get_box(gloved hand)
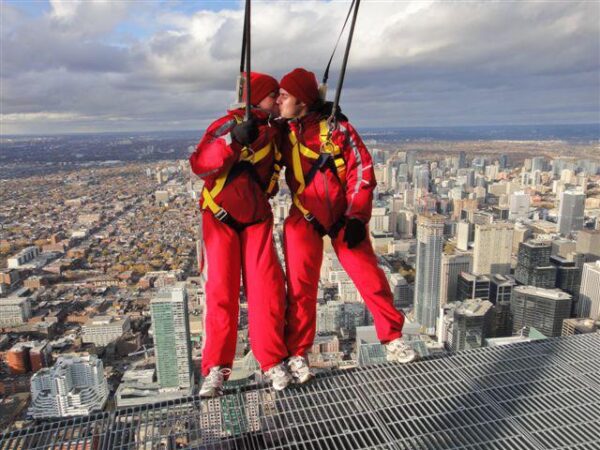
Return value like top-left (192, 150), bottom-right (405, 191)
top-left (343, 218), bottom-right (366, 249)
top-left (230, 118), bottom-right (259, 146)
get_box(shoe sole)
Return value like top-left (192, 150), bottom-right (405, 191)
top-left (294, 373), bottom-right (314, 384)
top-left (199, 391), bottom-right (223, 398)
top-left (386, 354), bottom-right (419, 364)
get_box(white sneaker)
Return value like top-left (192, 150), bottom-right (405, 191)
top-left (264, 363), bottom-right (292, 391)
top-left (287, 356), bottom-right (314, 384)
top-left (200, 366), bottom-right (231, 398)
top-left (386, 338), bottom-right (418, 364)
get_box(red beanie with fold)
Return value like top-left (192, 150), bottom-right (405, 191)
top-left (243, 72), bottom-right (279, 106)
top-left (280, 68), bottom-right (319, 107)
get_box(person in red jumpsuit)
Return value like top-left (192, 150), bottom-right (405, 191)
top-left (190, 72), bottom-right (292, 397)
top-left (277, 68), bottom-right (418, 383)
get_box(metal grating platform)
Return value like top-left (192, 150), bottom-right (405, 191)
top-left (1, 333), bottom-right (599, 449)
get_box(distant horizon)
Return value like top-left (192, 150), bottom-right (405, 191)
top-left (2, 121), bottom-right (599, 139)
top-left (2, 2), bottom-right (598, 134)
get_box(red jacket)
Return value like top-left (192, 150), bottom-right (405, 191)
top-left (282, 112), bottom-right (376, 230)
top-left (189, 109), bottom-right (280, 224)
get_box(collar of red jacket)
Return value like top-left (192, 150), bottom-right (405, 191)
top-left (287, 111), bottom-right (321, 131)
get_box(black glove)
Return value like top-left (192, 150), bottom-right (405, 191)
top-left (230, 118), bottom-right (259, 146)
top-left (343, 218), bottom-right (366, 249)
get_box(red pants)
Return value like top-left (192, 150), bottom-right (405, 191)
top-left (283, 210), bottom-right (405, 357)
top-left (201, 211), bottom-right (288, 376)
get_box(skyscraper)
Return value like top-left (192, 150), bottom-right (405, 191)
top-left (557, 190), bottom-right (585, 236)
top-left (509, 191), bottom-right (530, 221)
top-left (472, 222), bottom-right (514, 275)
top-left (151, 282), bottom-right (193, 391)
top-left (576, 229), bottom-right (600, 261)
top-left (456, 221), bottom-right (471, 251)
top-left (457, 272), bottom-right (491, 301)
top-left (448, 299), bottom-right (494, 352)
top-left (578, 261), bottom-right (600, 320)
top-left (414, 213), bottom-right (445, 335)
top-left (550, 255), bottom-right (582, 298)
top-left (439, 252), bottom-right (472, 305)
top-left (511, 286), bottom-right (572, 337)
top-left (515, 241), bottom-right (557, 288)
top-left (530, 156), bottom-right (546, 173)
top-left (489, 274), bottom-right (516, 337)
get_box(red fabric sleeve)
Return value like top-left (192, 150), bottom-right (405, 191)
top-left (189, 115), bottom-right (240, 179)
top-left (337, 122), bottom-right (376, 223)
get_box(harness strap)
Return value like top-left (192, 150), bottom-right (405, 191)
top-left (201, 115), bottom-right (276, 232)
top-left (289, 120), bottom-right (349, 235)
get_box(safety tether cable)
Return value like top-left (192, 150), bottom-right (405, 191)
top-left (328, 0), bottom-right (361, 132)
top-left (320, 0), bottom-right (356, 99)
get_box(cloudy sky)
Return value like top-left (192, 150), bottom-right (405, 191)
top-left (1, 0), bottom-right (599, 135)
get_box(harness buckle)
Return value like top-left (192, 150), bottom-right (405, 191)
top-left (304, 213), bottom-right (315, 222)
top-left (215, 209), bottom-right (229, 222)
top-left (320, 141), bottom-right (336, 155)
top-left (240, 145), bottom-right (255, 162)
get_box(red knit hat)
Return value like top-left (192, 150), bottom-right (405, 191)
top-left (242, 72), bottom-right (279, 106)
top-left (280, 68), bottom-right (319, 106)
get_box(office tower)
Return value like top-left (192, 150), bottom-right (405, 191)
top-left (509, 191), bottom-right (530, 221)
top-left (512, 222), bottom-right (532, 254)
top-left (557, 190), bottom-right (585, 236)
top-left (458, 151), bottom-right (466, 169)
top-left (551, 239), bottom-right (576, 259)
top-left (414, 214), bottom-right (445, 335)
top-left (515, 241), bottom-right (557, 288)
top-left (576, 229), bottom-right (600, 261)
top-left (550, 255), bottom-right (582, 298)
top-left (439, 253), bottom-right (472, 305)
top-left (448, 299), bottom-right (494, 352)
top-left (511, 286), bottom-right (572, 337)
top-left (531, 156), bottom-right (546, 173)
top-left (29, 355), bottom-right (108, 419)
top-left (456, 221), bottom-right (471, 251)
top-left (577, 261), bottom-right (600, 320)
top-left (489, 274), bottom-right (516, 337)
top-left (499, 154), bottom-right (508, 169)
top-left (390, 273), bottom-right (411, 309)
top-left (395, 209), bottom-right (415, 238)
top-left (414, 165), bottom-right (430, 191)
top-left (457, 273), bottom-right (491, 301)
top-left (406, 151), bottom-right (417, 178)
top-left (151, 282), bottom-right (193, 390)
top-left (472, 222), bottom-right (514, 275)
top-left (370, 207), bottom-right (390, 233)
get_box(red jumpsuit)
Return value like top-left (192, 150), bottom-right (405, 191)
top-left (190, 109), bottom-right (288, 376)
top-left (282, 112), bottom-right (405, 357)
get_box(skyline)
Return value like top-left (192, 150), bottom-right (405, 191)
top-left (1, 0), bottom-right (599, 135)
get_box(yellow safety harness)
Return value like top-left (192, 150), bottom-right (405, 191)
top-left (289, 119), bottom-right (346, 220)
top-left (201, 116), bottom-right (282, 228)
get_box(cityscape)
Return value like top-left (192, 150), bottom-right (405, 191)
top-left (1, 0), bottom-right (599, 448)
top-left (1, 127), bottom-right (599, 447)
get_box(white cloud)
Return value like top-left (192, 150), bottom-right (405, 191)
top-left (48, 0), bottom-right (131, 36)
top-left (1, 0), bottom-right (598, 134)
